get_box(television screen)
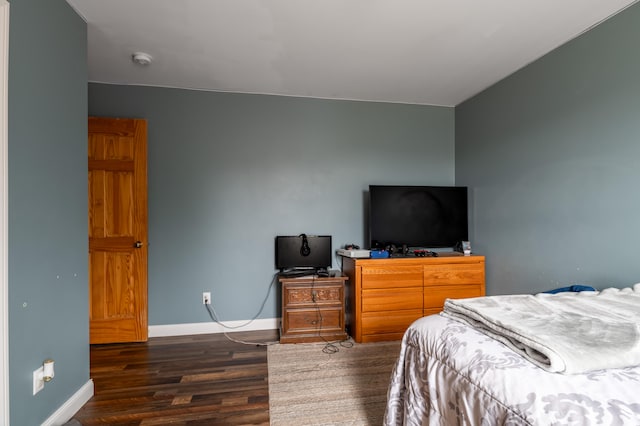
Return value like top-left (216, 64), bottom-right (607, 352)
top-left (275, 235), bottom-right (332, 271)
top-left (368, 185), bottom-right (468, 249)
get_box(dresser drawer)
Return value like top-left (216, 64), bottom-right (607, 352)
top-left (424, 307), bottom-right (442, 316)
top-left (424, 284), bottom-right (484, 308)
top-left (361, 310), bottom-right (423, 337)
top-left (423, 263), bottom-right (484, 286)
top-left (361, 266), bottom-right (423, 289)
top-left (362, 287), bottom-right (423, 312)
top-left (283, 307), bottom-right (343, 334)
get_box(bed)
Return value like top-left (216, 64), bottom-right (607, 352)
top-left (384, 286), bottom-right (640, 425)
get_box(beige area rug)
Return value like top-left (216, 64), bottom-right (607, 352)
top-left (267, 340), bottom-right (402, 425)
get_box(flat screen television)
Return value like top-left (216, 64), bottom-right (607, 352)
top-left (368, 185), bottom-right (468, 249)
top-left (275, 235), bottom-right (332, 272)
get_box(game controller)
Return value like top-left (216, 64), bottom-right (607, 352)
top-left (414, 249), bottom-right (437, 257)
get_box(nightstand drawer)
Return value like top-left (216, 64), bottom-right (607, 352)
top-left (284, 307), bottom-right (343, 334)
top-left (284, 285), bottom-right (342, 306)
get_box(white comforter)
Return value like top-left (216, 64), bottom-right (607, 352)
top-left (442, 284), bottom-right (640, 374)
top-left (384, 314), bottom-right (640, 425)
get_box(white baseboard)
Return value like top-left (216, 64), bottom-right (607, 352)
top-left (148, 317), bottom-right (280, 338)
top-left (41, 379), bottom-right (94, 426)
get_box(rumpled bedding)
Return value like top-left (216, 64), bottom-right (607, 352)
top-left (384, 314), bottom-right (640, 425)
top-left (442, 284), bottom-right (640, 374)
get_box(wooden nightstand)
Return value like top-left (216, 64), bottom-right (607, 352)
top-left (278, 273), bottom-right (348, 343)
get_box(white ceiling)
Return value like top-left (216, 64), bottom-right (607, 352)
top-left (67, 0), bottom-right (638, 107)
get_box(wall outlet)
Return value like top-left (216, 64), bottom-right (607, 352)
top-left (33, 366), bottom-right (44, 395)
top-left (202, 292), bottom-right (211, 305)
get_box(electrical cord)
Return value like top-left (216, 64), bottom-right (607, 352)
top-left (204, 271), bottom-right (354, 351)
top-left (334, 251), bottom-right (343, 272)
top-left (204, 272), bottom-right (280, 346)
top-left (310, 276), bottom-right (354, 354)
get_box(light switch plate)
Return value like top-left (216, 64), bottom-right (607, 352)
top-left (33, 366), bottom-right (44, 395)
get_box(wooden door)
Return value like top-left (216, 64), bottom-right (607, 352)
top-left (88, 117), bottom-right (148, 344)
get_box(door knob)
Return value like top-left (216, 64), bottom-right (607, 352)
top-left (134, 241), bottom-right (143, 248)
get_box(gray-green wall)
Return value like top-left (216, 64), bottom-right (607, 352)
top-left (9, 1), bottom-right (640, 422)
top-left (8, 0), bottom-right (88, 424)
top-left (456, 3), bottom-right (640, 295)
top-left (88, 85), bottom-right (455, 324)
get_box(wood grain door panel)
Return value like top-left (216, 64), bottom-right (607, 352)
top-left (89, 117), bottom-right (147, 344)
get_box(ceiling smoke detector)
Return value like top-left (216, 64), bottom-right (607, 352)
top-left (132, 52), bottom-right (152, 66)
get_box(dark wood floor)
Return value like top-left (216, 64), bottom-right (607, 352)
top-left (72, 329), bottom-right (279, 426)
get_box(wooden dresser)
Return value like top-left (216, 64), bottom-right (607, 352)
top-left (278, 273), bottom-right (348, 343)
top-left (342, 254), bottom-right (485, 343)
